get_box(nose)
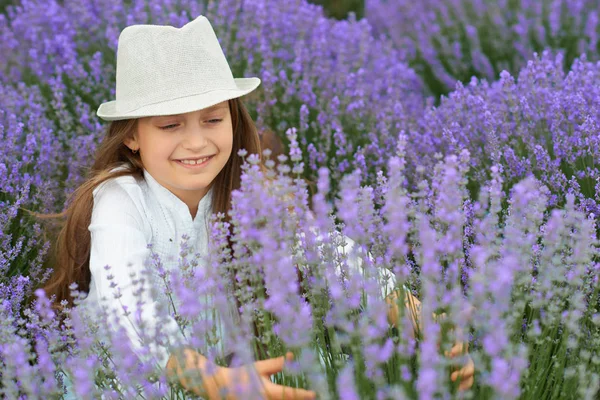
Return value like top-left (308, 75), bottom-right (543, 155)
top-left (181, 122), bottom-right (209, 150)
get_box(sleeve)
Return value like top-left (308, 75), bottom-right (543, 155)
top-left (300, 212), bottom-right (400, 298)
top-left (337, 235), bottom-right (399, 299)
top-left (87, 180), bottom-right (185, 369)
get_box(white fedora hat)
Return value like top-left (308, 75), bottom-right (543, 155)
top-left (97, 15), bottom-right (261, 121)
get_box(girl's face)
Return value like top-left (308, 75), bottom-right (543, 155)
top-left (126, 101), bottom-right (233, 213)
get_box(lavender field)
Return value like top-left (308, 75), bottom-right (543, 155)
top-left (1, 0), bottom-right (600, 399)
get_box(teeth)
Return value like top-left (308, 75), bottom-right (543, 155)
top-left (180, 156), bottom-right (209, 165)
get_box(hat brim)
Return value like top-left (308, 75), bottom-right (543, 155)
top-left (96, 77), bottom-right (261, 121)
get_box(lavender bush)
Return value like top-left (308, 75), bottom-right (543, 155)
top-left (0, 0), bottom-right (425, 316)
top-left (1, 0), bottom-right (600, 398)
top-left (366, 0), bottom-right (600, 97)
top-left (215, 1), bottom-right (424, 184)
top-left (0, 80), bottom-right (58, 287)
top-left (1, 0), bottom-right (425, 196)
top-left (2, 142), bottom-right (599, 398)
top-left (405, 51), bottom-right (600, 219)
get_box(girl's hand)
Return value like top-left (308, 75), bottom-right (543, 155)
top-left (169, 349), bottom-right (316, 400)
top-left (386, 290), bottom-right (476, 391)
top-left (218, 352), bottom-right (316, 400)
top-left (445, 341), bottom-right (475, 391)
top-left (435, 312), bottom-right (475, 391)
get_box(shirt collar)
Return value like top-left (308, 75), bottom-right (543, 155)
top-left (143, 168), bottom-right (213, 225)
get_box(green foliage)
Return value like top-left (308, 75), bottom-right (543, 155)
top-left (309, 0), bottom-right (364, 20)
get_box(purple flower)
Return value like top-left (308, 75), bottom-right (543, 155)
top-left (337, 363), bottom-right (360, 400)
top-left (366, 0), bottom-right (600, 97)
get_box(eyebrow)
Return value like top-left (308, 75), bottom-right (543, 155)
top-left (152, 104), bottom-right (228, 120)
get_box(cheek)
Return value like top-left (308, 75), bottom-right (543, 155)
top-left (218, 126), bottom-right (234, 156)
top-left (141, 136), bottom-right (176, 161)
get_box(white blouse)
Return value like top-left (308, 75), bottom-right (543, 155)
top-left (81, 163), bottom-right (398, 373)
top-left (83, 163), bottom-right (217, 369)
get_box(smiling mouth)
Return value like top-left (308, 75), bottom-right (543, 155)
top-left (175, 155), bottom-right (214, 165)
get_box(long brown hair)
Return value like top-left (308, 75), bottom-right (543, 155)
top-left (33, 98), bottom-right (261, 309)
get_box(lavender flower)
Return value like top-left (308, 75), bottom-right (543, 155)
top-left (406, 52), bottom-right (600, 219)
top-left (2, 0), bottom-right (600, 398)
top-left (366, 0), bottom-right (600, 96)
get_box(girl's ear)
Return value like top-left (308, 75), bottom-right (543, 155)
top-left (123, 133), bottom-right (139, 152)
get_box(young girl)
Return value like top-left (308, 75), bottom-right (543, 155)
top-left (41, 14), bottom-right (473, 399)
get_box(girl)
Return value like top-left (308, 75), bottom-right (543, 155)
top-left (41, 15), bottom-right (316, 399)
top-left (40, 14), bottom-right (473, 399)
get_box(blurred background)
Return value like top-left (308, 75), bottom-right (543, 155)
top-left (309, 0), bottom-right (364, 19)
top-left (0, 0), bottom-right (365, 20)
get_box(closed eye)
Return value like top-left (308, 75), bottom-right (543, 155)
top-left (159, 119), bottom-right (222, 130)
top-left (159, 124), bottom-right (179, 130)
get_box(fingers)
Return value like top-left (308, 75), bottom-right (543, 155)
top-left (445, 342), bottom-right (467, 358)
top-left (433, 312), bottom-right (447, 323)
top-left (457, 375), bottom-right (474, 391)
top-left (450, 358), bottom-right (475, 391)
top-left (253, 354), bottom-right (316, 399)
top-left (450, 362), bottom-right (474, 381)
top-left (254, 352), bottom-right (294, 377)
top-left (447, 341), bottom-right (474, 391)
top-left (265, 380), bottom-right (316, 400)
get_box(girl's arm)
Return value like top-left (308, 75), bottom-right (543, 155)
top-left (385, 289), bottom-right (475, 391)
top-left (326, 234), bottom-right (474, 390)
top-left (88, 179), bottom-right (185, 368)
top-left (166, 349), bottom-right (316, 399)
top-left (385, 287), bottom-right (422, 335)
top-left (166, 350), bottom-right (218, 398)
top-left (92, 181), bottom-right (315, 398)
top-left (385, 288), bottom-right (455, 335)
